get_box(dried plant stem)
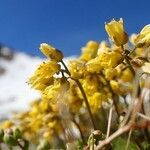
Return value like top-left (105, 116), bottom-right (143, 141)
top-left (130, 93), bottom-right (145, 124)
top-left (92, 133), bottom-right (94, 150)
top-left (96, 123), bottom-right (132, 150)
top-left (125, 128), bottom-right (133, 150)
top-left (17, 141), bottom-right (24, 150)
top-left (137, 113), bottom-right (150, 121)
top-left (121, 45), bottom-right (135, 75)
top-left (96, 89), bottom-right (147, 149)
top-left (96, 121), bottom-right (150, 150)
top-left (121, 74), bottom-right (141, 127)
top-left (141, 101), bottom-right (150, 141)
top-left (129, 47), bottom-right (137, 56)
top-left (106, 106), bottom-right (113, 138)
top-left (120, 99), bottom-right (134, 127)
top-left (124, 56), bottom-right (135, 75)
top-left (61, 60), bottom-right (96, 130)
top-left (60, 60), bottom-right (71, 76)
top-left (74, 79), bottom-right (96, 130)
top-left (112, 95), bottom-right (120, 121)
top-left (100, 72), bottom-right (120, 119)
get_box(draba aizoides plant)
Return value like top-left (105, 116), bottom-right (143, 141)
top-left (0, 18), bottom-right (150, 149)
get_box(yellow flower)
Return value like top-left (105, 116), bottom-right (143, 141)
top-left (86, 57), bottom-right (103, 73)
top-left (40, 43), bottom-right (63, 62)
top-left (86, 40), bottom-right (99, 49)
top-left (88, 92), bottom-right (108, 113)
top-left (29, 104), bottom-right (39, 116)
top-left (43, 131), bottom-right (53, 140)
top-left (97, 41), bottom-right (110, 55)
top-left (29, 61), bottom-right (60, 91)
top-left (104, 68), bottom-right (118, 80)
top-left (86, 50), bottom-right (122, 73)
top-left (48, 120), bottom-right (57, 128)
top-left (42, 78), bottom-right (69, 102)
top-left (0, 120), bottom-right (14, 129)
top-left (67, 95), bottom-right (83, 113)
top-left (80, 41), bottom-right (99, 61)
top-left (120, 68), bottom-right (134, 82)
top-left (105, 18), bottom-right (128, 46)
top-left (129, 34), bottom-right (138, 45)
top-left (69, 60), bottom-right (87, 79)
top-left (39, 100), bottom-right (50, 112)
top-left (82, 75), bottom-right (99, 95)
top-left (110, 80), bottom-right (119, 93)
top-left (42, 79), bottom-right (62, 102)
top-left (110, 80), bottom-right (133, 95)
top-left (135, 24), bottom-right (150, 48)
top-left (98, 50), bottom-right (122, 68)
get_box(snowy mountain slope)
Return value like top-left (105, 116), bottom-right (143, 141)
top-left (0, 51), bottom-right (42, 120)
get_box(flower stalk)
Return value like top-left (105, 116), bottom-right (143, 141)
top-left (60, 60), bottom-right (96, 130)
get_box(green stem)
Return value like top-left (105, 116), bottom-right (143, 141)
top-left (92, 133), bottom-right (94, 150)
top-left (60, 60), bottom-right (70, 75)
top-left (121, 45), bottom-right (135, 75)
top-left (9, 146), bottom-right (12, 150)
top-left (141, 102), bottom-right (150, 141)
top-left (112, 95), bottom-right (120, 120)
top-left (17, 141), bottom-right (24, 150)
top-left (72, 118), bottom-right (86, 144)
top-left (74, 79), bottom-right (96, 130)
top-left (60, 60), bottom-right (96, 130)
top-left (100, 73), bottom-right (120, 120)
top-left (129, 46), bottom-right (137, 56)
top-left (124, 56), bottom-right (135, 75)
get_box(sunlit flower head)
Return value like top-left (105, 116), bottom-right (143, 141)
top-left (28, 61), bottom-right (60, 90)
top-left (135, 24), bottom-right (150, 48)
top-left (80, 40), bottom-right (99, 61)
top-left (105, 18), bottom-right (128, 46)
top-left (40, 43), bottom-right (63, 62)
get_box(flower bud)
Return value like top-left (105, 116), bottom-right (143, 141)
top-left (80, 41), bottom-right (99, 61)
top-left (105, 18), bottom-right (128, 46)
top-left (87, 40), bottom-right (99, 49)
top-left (86, 57), bottom-right (102, 73)
top-left (3, 134), bottom-right (18, 146)
top-left (40, 43), bottom-right (63, 62)
top-left (13, 128), bottom-right (22, 139)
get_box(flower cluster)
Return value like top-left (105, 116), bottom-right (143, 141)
top-left (0, 18), bottom-right (150, 149)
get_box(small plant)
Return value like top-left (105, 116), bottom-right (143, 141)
top-left (0, 128), bottom-right (29, 149)
top-left (0, 18), bottom-right (150, 149)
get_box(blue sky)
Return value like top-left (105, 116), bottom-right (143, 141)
top-left (0, 0), bottom-right (149, 57)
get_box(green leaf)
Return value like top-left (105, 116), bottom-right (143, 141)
top-left (0, 129), bottom-right (4, 141)
top-left (24, 140), bottom-right (29, 150)
top-left (141, 141), bottom-right (150, 150)
top-left (3, 134), bottom-right (18, 146)
top-left (13, 128), bottom-right (22, 139)
top-left (112, 137), bottom-right (139, 150)
top-left (77, 139), bottom-right (84, 150)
